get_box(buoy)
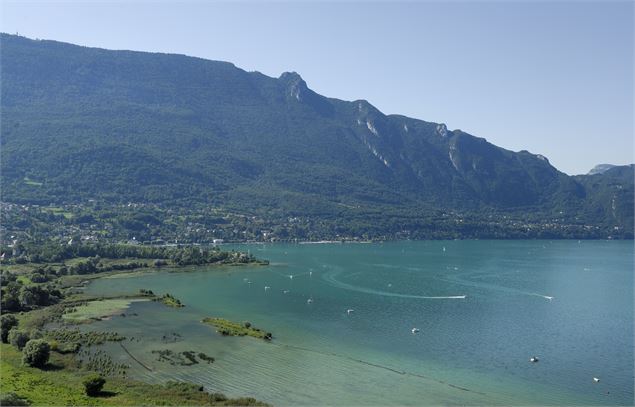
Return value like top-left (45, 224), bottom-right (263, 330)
top-left (307, 298), bottom-right (313, 304)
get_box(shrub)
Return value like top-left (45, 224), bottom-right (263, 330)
top-left (0, 392), bottom-right (30, 406)
top-left (8, 329), bottom-right (30, 350)
top-left (83, 374), bottom-right (106, 396)
top-left (28, 329), bottom-right (44, 339)
top-left (243, 321), bottom-right (251, 328)
top-left (0, 314), bottom-right (18, 343)
top-left (22, 339), bottom-right (50, 368)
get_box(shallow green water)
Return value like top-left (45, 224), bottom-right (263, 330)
top-left (86, 240), bottom-right (634, 405)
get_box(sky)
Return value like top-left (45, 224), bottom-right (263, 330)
top-left (1, 0), bottom-right (633, 175)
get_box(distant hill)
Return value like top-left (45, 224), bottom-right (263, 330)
top-left (1, 34), bottom-right (632, 239)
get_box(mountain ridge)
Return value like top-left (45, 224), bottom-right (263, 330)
top-left (1, 33), bottom-right (632, 239)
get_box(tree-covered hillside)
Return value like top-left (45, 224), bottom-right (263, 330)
top-left (1, 34), bottom-right (632, 239)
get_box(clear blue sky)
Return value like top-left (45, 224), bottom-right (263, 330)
top-left (2, 1), bottom-right (633, 174)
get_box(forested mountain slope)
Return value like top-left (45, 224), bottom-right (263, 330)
top-left (1, 34), bottom-right (632, 239)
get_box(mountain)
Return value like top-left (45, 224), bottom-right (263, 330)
top-left (1, 34), bottom-right (632, 239)
top-left (587, 164), bottom-right (617, 175)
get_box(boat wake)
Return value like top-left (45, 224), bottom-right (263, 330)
top-left (440, 273), bottom-right (553, 301)
top-left (322, 270), bottom-right (466, 300)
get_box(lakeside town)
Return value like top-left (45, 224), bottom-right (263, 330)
top-left (1, 200), bottom-right (627, 254)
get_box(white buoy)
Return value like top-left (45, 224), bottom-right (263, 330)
top-left (443, 247), bottom-right (446, 252)
top-left (387, 283), bottom-right (392, 288)
top-left (289, 275), bottom-right (293, 279)
top-left (283, 290), bottom-right (289, 294)
top-left (307, 298), bottom-right (313, 304)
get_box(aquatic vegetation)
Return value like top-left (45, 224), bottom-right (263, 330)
top-left (151, 349), bottom-right (214, 366)
top-left (46, 328), bottom-right (125, 347)
top-left (201, 318), bottom-right (272, 341)
top-left (78, 349), bottom-right (129, 377)
top-left (153, 293), bottom-right (185, 308)
top-left (160, 332), bottom-right (182, 343)
top-left (197, 352), bottom-right (215, 364)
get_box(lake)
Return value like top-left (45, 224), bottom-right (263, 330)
top-left (85, 240), bottom-right (634, 405)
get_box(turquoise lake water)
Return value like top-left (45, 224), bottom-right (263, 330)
top-left (85, 240), bottom-right (634, 405)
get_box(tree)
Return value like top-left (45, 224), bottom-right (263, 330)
top-left (8, 329), bottom-right (30, 350)
top-left (83, 374), bottom-right (106, 396)
top-left (0, 314), bottom-right (18, 343)
top-left (1, 282), bottom-right (22, 311)
top-left (22, 339), bottom-right (50, 368)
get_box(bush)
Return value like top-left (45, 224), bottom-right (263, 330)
top-left (83, 374), bottom-right (106, 396)
top-left (22, 339), bottom-right (50, 368)
top-left (0, 314), bottom-right (18, 343)
top-left (0, 392), bottom-right (30, 406)
top-left (8, 329), bottom-right (30, 350)
top-left (28, 329), bottom-right (44, 340)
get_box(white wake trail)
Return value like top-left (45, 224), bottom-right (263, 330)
top-left (322, 271), bottom-right (466, 300)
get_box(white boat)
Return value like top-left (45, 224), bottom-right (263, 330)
top-left (530, 356), bottom-right (539, 363)
top-left (264, 286), bottom-right (270, 291)
top-left (347, 309), bottom-right (354, 314)
top-left (411, 328), bottom-right (420, 334)
top-left (307, 298), bottom-right (313, 304)
top-left (593, 377), bottom-right (600, 383)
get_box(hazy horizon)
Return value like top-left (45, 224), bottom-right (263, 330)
top-left (2, 1), bottom-right (633, 174)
